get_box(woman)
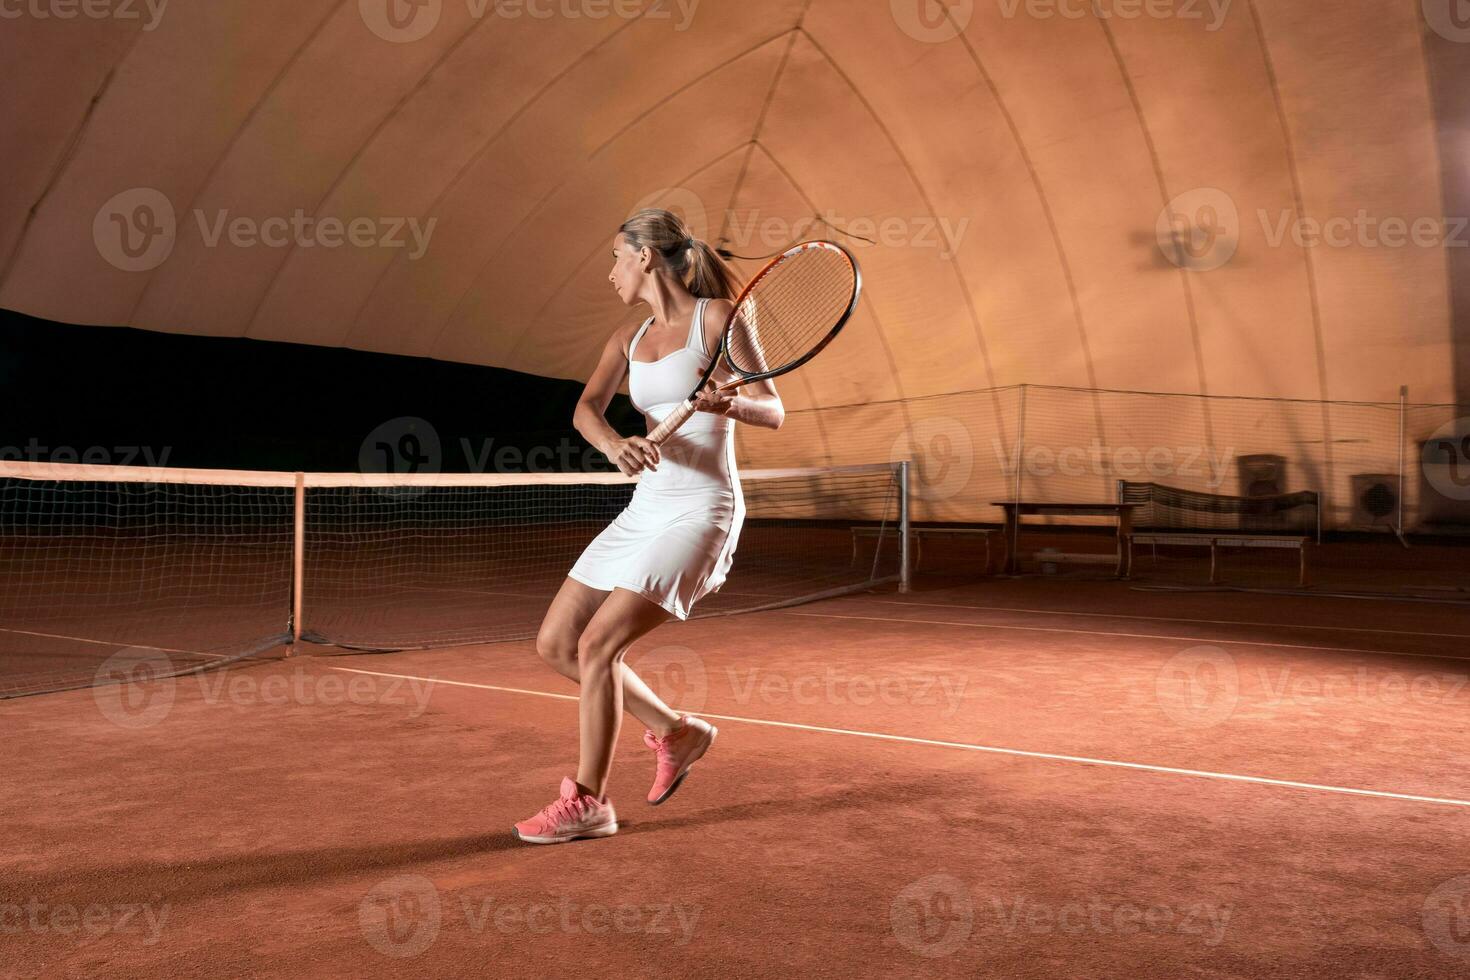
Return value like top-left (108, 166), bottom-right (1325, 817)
top-left (513, 209), bottom-right (784, 844)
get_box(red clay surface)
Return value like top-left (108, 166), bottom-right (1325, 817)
top-left (5, 578), bottom-right (1470, 978)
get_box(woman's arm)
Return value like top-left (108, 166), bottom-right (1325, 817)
top-left (693, 382), bottom-right (784, 429)
top-left (693, 299), bottom-right (785, 431)
top-left (575, 327), bottom-right (661, 475)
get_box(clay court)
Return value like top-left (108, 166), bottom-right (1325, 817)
top-left (7, 567), bottom-right (1470, 977)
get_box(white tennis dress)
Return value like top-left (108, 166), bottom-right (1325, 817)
top-left (567, 297), bottom-right (745, 619)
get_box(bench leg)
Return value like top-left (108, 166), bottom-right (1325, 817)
top-left (1299, 544), bottom-right (1309, 588)
top-left (1005, 512), bottom-right (1020, 575)
top-left (1209, 542), bottom-right (1220, 585)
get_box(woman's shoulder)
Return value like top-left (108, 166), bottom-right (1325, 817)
top-left (611, 318), bottom-right (651, 359)
top-left (700, 297), bottom-right (734, 347)
top-left (702, 296), bottom-right (735, 319)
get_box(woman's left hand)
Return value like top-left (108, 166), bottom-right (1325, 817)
top-left (693, 386), bottom-right (738, 417)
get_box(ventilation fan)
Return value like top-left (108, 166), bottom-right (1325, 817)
top-left (1349, 474), bottom-right (1398, 530)
top-left (1237, 454), bottom-right (1287, 497)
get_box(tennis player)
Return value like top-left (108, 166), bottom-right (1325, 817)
top-left (513, 209), bottom-right (784, 844)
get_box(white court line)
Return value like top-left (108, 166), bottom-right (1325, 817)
top-left (396, 585), bottom-right (544, 599)
top-left (866, 598), bottom-right (1470, 641)
top-left (0, 626), bottom-right (229, 659)
top-left (327, 665), bottom-right (1470, 809)
top-left (782, 611), bottom-right (1468, 662)
top-left (393, 584), bottom-right (786, 601)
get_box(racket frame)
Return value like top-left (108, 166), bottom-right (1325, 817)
top-left (646, 240), bottom-right (862, 445)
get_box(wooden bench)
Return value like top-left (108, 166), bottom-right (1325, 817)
top-left (994, 501), bottom-right (1139, 577)
top-left (850, 525), bottom-right (1001, 573)
top-left (1129, 532), bottom-right (1312, 587)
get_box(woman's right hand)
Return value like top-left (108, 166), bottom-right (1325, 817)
top-left (608, 436), bottom-right (660, 476)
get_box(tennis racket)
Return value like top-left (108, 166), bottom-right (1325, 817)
top-left (646, 240), bottom-right (861, 445)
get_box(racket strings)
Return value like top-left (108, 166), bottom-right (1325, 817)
top-left (726, 247), bottom-right (857, 376)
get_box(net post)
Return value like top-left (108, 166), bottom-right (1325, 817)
top-left (898, 460), bottom-right (912, 593)
top-left (291, 472), bottom-right (305, 650)
top-left (1396, 385), bottom-right (1408, 542)
top-left (1012, 384), bottom-right (1028, 506)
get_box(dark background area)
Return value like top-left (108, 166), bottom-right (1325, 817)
top-left (0, 308), bottom-right (644, 474)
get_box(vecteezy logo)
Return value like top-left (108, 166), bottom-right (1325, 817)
top-left (1156, 187), bottom-right (1239, 272)
top-left (360, 875), bottom-right (442, 958)
top-left (92, 647), bottom-right (177, 729)
top-left (93, 188), bottom-right (176, 272)
top-left (629, 186), bottom-right (708, 243)
top-left (1422, 418), bottom-right (1470, 502)
top-left (359, 0), bottom-right (442, 43)
top-left (1423, 874), bottom-right (1470, 959)
top-left (633, 645), bottom-right (710, 714)
top-left (359, 417), bottom-right (442, 498)
top-left (890, 874), bottom-right (974, 958)
top-left (1423, 0), bottom-right (1470, 43)
top-left (892, 417), bottom-right (975, 504)
top-left (891, 0), bottom-right (975, 43)
top-left (1155, 645), bottom-right (1240, 729)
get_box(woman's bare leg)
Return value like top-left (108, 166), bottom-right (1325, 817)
top-left (573, 587), bottom-right (673, 798)
top-left (535, 577), bottom-right (682, 738)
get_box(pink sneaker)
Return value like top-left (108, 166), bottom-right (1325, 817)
top-left (644, 715), bottom-right (717, 805)
top-left (512, 777), bottom-right (618, 844)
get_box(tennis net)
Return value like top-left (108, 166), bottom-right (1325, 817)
top-left (0, 461), bottom-right (907, 698)
top-left (1116, 481), bottom-right (1322, 537)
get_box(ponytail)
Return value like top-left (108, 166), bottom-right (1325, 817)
top-left (618, 208), bottom-right (739, 301)
top-left (685, 238), bottom-right (739, 300)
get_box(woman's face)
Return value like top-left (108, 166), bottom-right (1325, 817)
top-left (609, 233), bottom-right (644, 306)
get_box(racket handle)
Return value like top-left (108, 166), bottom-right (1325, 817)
top-left (648, 398), bottom-right (698, 445)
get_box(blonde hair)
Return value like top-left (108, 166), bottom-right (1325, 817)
top-left (618, 208), bottom-right (739, 301)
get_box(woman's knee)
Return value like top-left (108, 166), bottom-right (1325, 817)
top-left (576, 628), bottom-right (626, 669)
top-left (536, 626), bottom-right (577, 669)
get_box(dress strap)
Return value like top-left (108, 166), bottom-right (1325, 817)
top-left (686, 298), bottom-right (709, 357)
top-left (626, 316), bottom-right (654, 361)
